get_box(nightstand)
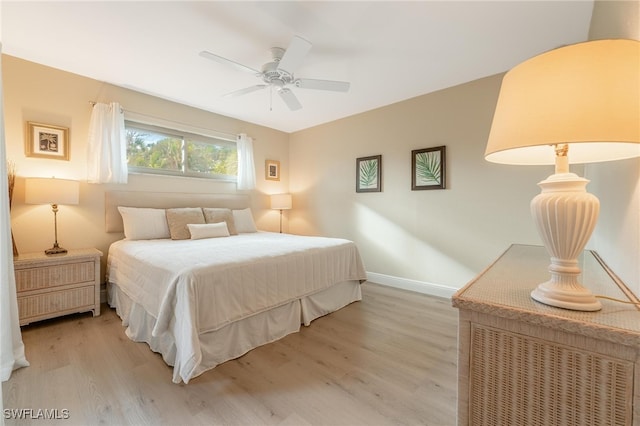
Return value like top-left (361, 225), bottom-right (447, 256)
top-left (13, 248), bottom-right (102, 326)
top-left (452, 244), bottom-right (639, 426)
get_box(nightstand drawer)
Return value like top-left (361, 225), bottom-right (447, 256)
top-left (14, 248), bottom-right (102, 326)
top-left (18, 285), bottom-right (95, 325)
top-left (15, 261), bottom-right (95, 292)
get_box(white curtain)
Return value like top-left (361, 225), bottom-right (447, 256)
top-left (0, 42), bottom-right (29, 385)
top-left (236, 133), bottom-right (256, 190)
top-left (87, 102), bottom-right (127, 184)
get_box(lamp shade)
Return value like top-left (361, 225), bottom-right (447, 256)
top-left (270, 193), bottom-right (292, 210)
top-left (485, 39), bottom-right (640, 165)
top-left (25, 178), bottom-right (79, 205)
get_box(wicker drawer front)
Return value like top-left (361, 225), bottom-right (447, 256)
top-left (15, 261), bottom-right (95, 292)
top-left (470, 324), bottom-right (633, 426)
top-left (17, 286), bottom-right (95, 322)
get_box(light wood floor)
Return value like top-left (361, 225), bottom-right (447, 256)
top-left (3, 283), bottom-right (459, 426)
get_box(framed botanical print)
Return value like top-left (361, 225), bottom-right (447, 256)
top-left (25, 122), bottom-right (70, 161)
top-left (265, 159), bottom-right (280, 181)
top-left (356, 155), bottom-right (382, 193)
top-left (412, 146), bottom-right (446, 190)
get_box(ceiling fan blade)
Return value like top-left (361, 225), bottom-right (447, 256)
top-left (223, 85), bottom-right (268, 98)
top-left (295, 78), bottom-right (350, 92)
top-left (199, 50), bottom-right (260, 74)
top-left (277, 36), bottom-right (312, 75)
top-left (278, 88), bottom-right (302, 111)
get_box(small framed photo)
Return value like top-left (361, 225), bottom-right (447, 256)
top-left (25, 122), bottom-right (70, 161)
top-left (356, 155), bottom-right (382, 193)
top-left (265, 159), bottom-right (280, 181)
top-left (412, 146), bottom-right (446, 190)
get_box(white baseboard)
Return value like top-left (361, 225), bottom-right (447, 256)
top-left (366, 272), bottom-right (458, 300)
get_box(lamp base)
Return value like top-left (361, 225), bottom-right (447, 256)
top-left (45, 244), bottom-right (67, 255)
top-left (530, 172), bottom-right (602, 312)
top-left (531, 275), bottom-right (602, 312)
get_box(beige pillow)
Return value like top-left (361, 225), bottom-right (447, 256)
top-left (188, 222), bottom-right (230, 240)
top-left (202, 208), bottom-right (237, 235)
top-left (166, 208), bottom-right (205, 240)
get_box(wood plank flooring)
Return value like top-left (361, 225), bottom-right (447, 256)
top-left (2, 283), bottom-right (459, 426)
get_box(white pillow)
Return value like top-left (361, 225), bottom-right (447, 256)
top-left (232, 208), bottom-right (258, 233)
top-left (187, 222), bottom-right (230, 240)
top-left (118, 207), bottom-right (170, 240)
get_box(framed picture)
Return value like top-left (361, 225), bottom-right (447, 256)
top-left (412, 146), bottom-right (446, 190)
top-left (265, 159), bottom-right (280, 181)
top-left (356, 155), bottom-right (382, 193)
top-left (25, 122), bottom-right (70, 160)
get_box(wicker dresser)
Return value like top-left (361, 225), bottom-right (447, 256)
top-left (452, 244), bottom-right (639, 426)
top-left (13, 248), bottom-right (102, 326)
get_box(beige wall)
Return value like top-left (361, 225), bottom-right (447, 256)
top-left (290, 68), bottom-right (639, 293)
top-left (588, 158), bottom-right (639, 292)
top-left (589, 0), bottom-right (639, 40)
top-left (289, 74), bottom-right (563, 291)
top-left (587, 0), bottom-right (640, 292)
top-left (287, 0), bottom-right (640, 295)
top-left (4, 55), bottom-right (289, 278)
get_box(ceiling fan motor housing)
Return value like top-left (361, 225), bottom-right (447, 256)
top-left (261, 61), bottom-right (294, 87)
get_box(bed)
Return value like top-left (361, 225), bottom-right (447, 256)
top-left (104, 191), bottom-right (367, 384)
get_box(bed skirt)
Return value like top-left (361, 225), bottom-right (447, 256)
top-left (107, 280), bottom-right (362, 383)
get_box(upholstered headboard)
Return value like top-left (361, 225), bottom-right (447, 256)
top-left (105, 191), bottom-right (251, 233)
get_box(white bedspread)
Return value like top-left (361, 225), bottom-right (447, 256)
top-left (107, 232), bottom-right (366, 382)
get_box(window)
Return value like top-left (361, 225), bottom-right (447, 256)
top-left (125, 121), bottom-right (237, 180)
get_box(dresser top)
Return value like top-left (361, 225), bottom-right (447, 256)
top-left (452, 244), bottom-right (640, 347)
top-left (13, 248), bottom-right (102, 267)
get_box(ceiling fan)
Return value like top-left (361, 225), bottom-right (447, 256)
top-left (199, 36), bottom-right (350, 111)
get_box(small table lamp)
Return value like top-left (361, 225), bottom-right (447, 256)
top-left (25, 177), bottom-right (80, 255)
top-left (485, 39), bottom-right (640, 311)
top-left (270, 193), bottom-right (292, 233)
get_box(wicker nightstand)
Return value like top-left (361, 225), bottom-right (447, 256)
top-left (13, 248), bottom-right (102, 326)
top-left (453, 244), bottom-right (639, 426)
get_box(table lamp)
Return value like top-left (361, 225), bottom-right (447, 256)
top-left (25, 177), bottom-right (80, 255)
top-left (270, 193), bottom-right (292, 233)
top-left (485, 39), bottom-right (640, 311)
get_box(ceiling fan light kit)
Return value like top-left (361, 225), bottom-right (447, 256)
top-left (200, 36), bottom-right (350, 111)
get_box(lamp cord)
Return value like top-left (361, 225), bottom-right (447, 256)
top-left (595, 295), bottom-right (640, 306)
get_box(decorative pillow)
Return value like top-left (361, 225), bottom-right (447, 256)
top-left (118, 207), bottom-right (170, 240)
top-left (166, 208), bottom-right (205, 240)
top-left (202, 208), bottom-right (238, 235)
top-left (187, 222), bottom-right (230, 240)
top-left (232, 208), bottom-right (258, 233)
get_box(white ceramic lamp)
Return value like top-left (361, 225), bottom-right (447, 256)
top-left (25, 177), bottom-right (80, 255)
top-left (270, 193), bottom-right (292, 233)
top-left (485, 39), bottom-right (640, 311)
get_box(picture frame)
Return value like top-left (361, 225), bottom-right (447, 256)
top-left (25, 122), bottom-right (70, 161)
top-left (411, 146), bottom-right (446, 190)
top-left (356, 155), bottom-right (382, 193)
top-left (265, 159), bottom-right (280, 181)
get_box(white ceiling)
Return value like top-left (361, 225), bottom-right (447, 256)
top-left (2, 1), bottom-right (594, 133)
